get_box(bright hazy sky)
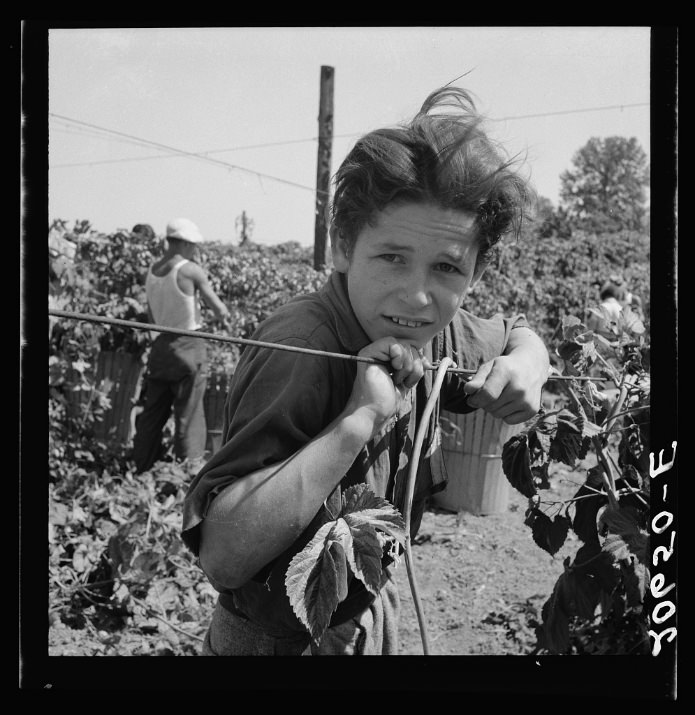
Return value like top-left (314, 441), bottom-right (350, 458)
top-left (47, 26), bottom-right (651, 246)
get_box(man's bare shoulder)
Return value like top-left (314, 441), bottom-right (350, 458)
top-left (178, 259), bottom-right (207, 283)
top-left (150, 255), bottom-right (173, 276)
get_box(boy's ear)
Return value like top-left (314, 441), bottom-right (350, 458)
top-left (330, 225), bottom-right (350, 273)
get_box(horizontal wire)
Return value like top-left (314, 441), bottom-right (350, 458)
top-left (48, 308), bottom-right (605, 382)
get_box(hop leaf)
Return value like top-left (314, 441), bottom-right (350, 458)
top-left (560, 315), bottom-right (586, 342)
top-left (620, 559), bottom-right (649, 608)
top-left (572, 542), bottom-right (620, 593)
top-left (530, 427), bottom-right (553, 456)
top-left (341, 483), bottom-right (407, 544)
top-left (603, 533), bottom-right (632, 562)
top-left (537, 573), bottom-right (571, 654)
top-left (620, 306), bottom-right (646, 336)
top-left (502, 433), bottom-right (537, 498)
top-left (285, 519), bottom-right (352, 642)
top-left (549, 410), bottom-right (591, 466)
top-left (557, 339), bottom-right (582, 362)
top-left (527, 508), bottom-right (571, 556)
top-left (572, 483), bottom-right (607, 544)
top-left (563, 568), bottom-right (602, 621)
top-left (341, 520), bottom-right (383, 595)
top-left (599, 506), bottom-right (649, 564)
top-left (285, 485), bottom-right (405, 644)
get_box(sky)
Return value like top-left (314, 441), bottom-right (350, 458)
top-left (45, 26), bottom-right (652, 247)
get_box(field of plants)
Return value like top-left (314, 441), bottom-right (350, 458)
top-left (37, 210), bottom-right (665, 683)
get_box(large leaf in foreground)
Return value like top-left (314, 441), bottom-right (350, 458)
top-left (341, 483), bottom-right (407, 544)
top-left (285, 519), bottom-right (351, 642)
top-left (341, 519), bottom-right (383, 595)
top-left (285, 485), bottom-right (406, 643)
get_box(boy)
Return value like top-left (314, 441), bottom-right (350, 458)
top-left (182, 87), bottom-right (550, 655)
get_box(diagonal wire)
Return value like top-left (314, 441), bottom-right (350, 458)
top-left (47, 308), bottom-right (605, 382)
top-left (49, 113), bottom-right (327, 196)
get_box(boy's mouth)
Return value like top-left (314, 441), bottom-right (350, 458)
top-left (388, 315), bottom-right (427, 328)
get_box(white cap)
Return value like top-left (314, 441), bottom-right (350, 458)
top-left (166, 217), bottom-right (203, 244)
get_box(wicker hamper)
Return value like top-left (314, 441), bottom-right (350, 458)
top-left (433, 409), bottom-right (525, 515)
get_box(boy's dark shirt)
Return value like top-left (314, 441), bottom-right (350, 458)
top-left (182, 271), bottom-right (528, 637)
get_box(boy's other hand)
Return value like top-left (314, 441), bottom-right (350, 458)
top-left (462, 355), bottom-right (545, 424)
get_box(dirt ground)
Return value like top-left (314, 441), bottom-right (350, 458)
top-left (395, 478), bottom-right (577, 656)
top-left (47, 465), bottom-right (580, 659)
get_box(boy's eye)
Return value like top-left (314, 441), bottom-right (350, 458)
top-left (379, 253), bottom-right (402, 263)
top-left (436, 263), bottom-right (461, 274)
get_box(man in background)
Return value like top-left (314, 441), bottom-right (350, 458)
top-left (132, 218), bottom-right (230, 474)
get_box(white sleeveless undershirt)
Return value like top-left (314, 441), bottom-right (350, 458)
top-left (146, 258), bottom-right (202, 331)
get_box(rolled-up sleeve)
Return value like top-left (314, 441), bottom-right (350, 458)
top-left (181, 341), bottom-right (337, 555)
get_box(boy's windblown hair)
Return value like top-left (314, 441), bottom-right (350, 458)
top-left (330, 86), bottom-right (535, 268)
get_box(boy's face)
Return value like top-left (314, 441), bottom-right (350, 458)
top-left (332, 202), bottom-right (483, 350)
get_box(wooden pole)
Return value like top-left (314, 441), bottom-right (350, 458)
top-left (314, 65), bottom-right (334, 270)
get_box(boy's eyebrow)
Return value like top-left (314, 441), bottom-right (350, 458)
top-left (377, 241), bottom-right (414, 252)
top-left (377, 241), bottom-right (468, 264)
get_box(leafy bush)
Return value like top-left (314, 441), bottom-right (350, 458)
top-left (47, 217), bottom-right (651, 655)
top-left (466, 227), bottom-right (649, 360)
top-left (502, 302), bottom-right (651, 654)
top-left (49, 457), bottom-right (216, 655)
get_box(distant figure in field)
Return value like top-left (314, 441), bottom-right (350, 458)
top-left (587, 281), bottom-right (628, 335)
top-left (599, 281), bottom-right (627, 322)
top-left (131, 223), bottom-right (156, 241)
top-left (132, 218), bottom-right (230, 474)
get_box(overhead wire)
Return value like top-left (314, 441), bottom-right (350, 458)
top-left (49, 101), bottom-right (649, 177)
top-left (49, 112), bottom-right (326, 196)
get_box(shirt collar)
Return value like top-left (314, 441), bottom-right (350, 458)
top-left (319, 271), bottom-right (371, 354)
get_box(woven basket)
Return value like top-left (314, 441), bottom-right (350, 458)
top-left (433, 409), bottom-right (524, 515)
top-left (64, 350), bottom-right (145, 444)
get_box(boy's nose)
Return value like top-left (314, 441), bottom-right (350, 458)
top-left (400, 276), bottom-right (431, 309)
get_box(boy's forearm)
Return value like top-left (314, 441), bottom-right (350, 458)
top-left (199, 410), bottom-right (375, 591)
